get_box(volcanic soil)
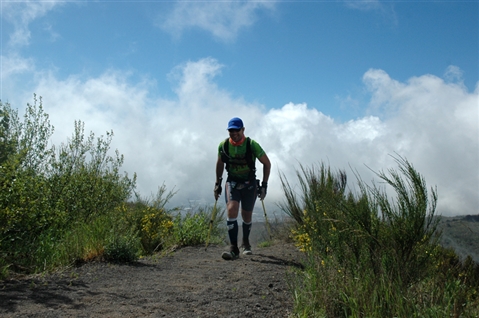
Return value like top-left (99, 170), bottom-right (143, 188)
top-left (0, 223), bottom-right (304, 318)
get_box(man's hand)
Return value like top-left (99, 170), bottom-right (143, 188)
top-left (258, 182), bottom-right (267, 200)
top-left (214, 181), bottom-right (222, 200)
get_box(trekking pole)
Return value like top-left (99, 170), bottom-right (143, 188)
top-left (261, 199), bottom-right (272, 240)
top-left (205, 199), bottom-right (218, 251)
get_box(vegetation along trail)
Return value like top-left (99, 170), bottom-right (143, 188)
top-left (2, 100), bottom-right (479, 317)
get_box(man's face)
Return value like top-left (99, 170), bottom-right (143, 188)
top-left (228, 127), bottom-right (245, 142)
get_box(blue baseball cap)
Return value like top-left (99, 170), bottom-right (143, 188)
top-left (227, 117), bottom-right (244, 130)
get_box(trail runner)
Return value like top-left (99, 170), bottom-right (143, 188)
top-left (214, 117), bottom-right (271, 260)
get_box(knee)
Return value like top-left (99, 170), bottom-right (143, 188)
top-left (227, 203), bottom-right (240, 218)
top-left (241, 210), bottom-right (253, 223)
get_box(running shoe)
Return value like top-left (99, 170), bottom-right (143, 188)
top-left (242, 245), bottom-right (252, 255)
top-left (221, 246), bottom-right (240, 260)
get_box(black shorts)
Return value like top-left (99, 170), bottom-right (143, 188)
top-left (225, 180), bottom-right (257, 211)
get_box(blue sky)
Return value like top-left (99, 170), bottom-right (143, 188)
top-left (1, 0), bottom-right (478, 217)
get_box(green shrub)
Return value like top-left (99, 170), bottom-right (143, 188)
top-left (280, 156), bottom-right (478, 317)
top-left (103, 231), bottom-right (141, 263)
top-left (115, 202), bottom-right (174, 254)
top-left (0, 96), bottom-right (136, 275)
top-left (172, 206), bottom-right (224, 247)
top-left (48, 120), bottom-right (136, 224)
top-left (114, 185), bottom-right (177, 254)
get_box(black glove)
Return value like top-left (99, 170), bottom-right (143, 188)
top-left (214, 179), bottom-right (222, 199)
top-left (258, 182), bottom-right (267, 200)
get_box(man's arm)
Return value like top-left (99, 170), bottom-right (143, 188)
top-left (258, 154), bottom-right (271, 184)
top-left (214, 156), bottom-right (225, 200)
top-left (216, 155), bottom-right (225, 184)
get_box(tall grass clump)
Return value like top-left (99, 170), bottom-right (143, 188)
top-left (281, 157), bottom-right (479, 317)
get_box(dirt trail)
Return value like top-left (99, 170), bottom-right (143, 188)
top-left (0, 233), bottom-right (304, 318)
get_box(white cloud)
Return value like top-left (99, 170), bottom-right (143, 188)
top-left (344, 0), bottom-right (382, 11)
top-left (2, 0), bottom-right (64, 48)
top-left (0, 0), bottom-right (63, 99)
top-left (0, 54), bottom-right (36, 100)
top-left (343, 0), bottom-right (397, 24)
top-left (29, 59), bottom-right (263, 208)
top-left (362, 68), bottom-right (479, 215)
top-left (444, 65), bottom-right (464, 85)
top-left (159, 0), bottom-right (277, 42)
top-left (7, 57), bottom-right (479, 218)
top-left (1, 53), bottom-right (34, 78)
top-left (43, 23), bottom-right (61, 43)
top-left (256, 66), bottom-right (478, 217)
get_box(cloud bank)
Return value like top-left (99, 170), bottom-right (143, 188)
top-left (1, 1), bottom-right (476, 218)
top-left (18, 58), bottom-right (478, 217)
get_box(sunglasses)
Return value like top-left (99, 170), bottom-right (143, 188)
top-left (228, 128), bottom-right (241, 133)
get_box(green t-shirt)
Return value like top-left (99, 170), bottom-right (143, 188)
top-left (218, 137), bottom-right (265, 181)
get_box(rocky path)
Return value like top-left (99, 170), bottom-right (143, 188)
top-left (0, 241), bottom-right (304, 318)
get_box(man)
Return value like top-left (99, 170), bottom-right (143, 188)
top-left (214, 117), bottom-right (271, 260)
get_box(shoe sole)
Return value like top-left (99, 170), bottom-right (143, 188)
top-left (242, 250), bottom-right (252, 255)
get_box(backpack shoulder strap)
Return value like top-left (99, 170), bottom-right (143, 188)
top-left (245, 137), bottom-right (255, 172)
top-left (220, 137), bottom-right (230, 164)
